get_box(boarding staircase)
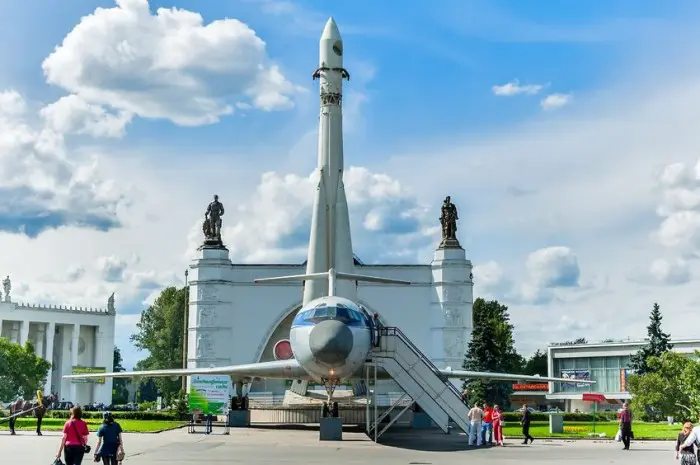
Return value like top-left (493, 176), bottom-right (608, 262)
top-left (364, 327), bottom-right (471, 441)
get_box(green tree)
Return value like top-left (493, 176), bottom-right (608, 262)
top-left (130, 286), bottom-right (187, 403)
top-left (462, 298), bottom-right (522, 409)
top-left (629, 303), bottom-right (673, 375)
top-left (112, 346), bottom-right (129, 404)
top-left (522, 349), bottom-right (548, 376)
top-left (0, 338), bottom-right (51, 401)
top-left (627, 351), bottom-right (700, 421)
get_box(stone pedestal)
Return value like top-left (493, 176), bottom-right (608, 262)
top-left (549, 413), bottom-right (564, 434)
top-left (227, 410), bottom-right (251, 427)
top-left (187, 245), bottom-right (235, 392)
top-left (430, 245), bottom-right (473, 373)
top-left (319, 417), bottom-right (343, 441)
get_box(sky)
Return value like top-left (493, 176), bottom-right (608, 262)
top-left (1, 0), bottom-right (700, 370)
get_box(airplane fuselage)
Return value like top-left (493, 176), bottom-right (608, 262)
top-left (289, 295), bottom-right (372, 382)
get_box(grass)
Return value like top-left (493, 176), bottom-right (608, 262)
top-left (0, 417), bottom-right (186, 433)
top-left (502, 421), bottom-right (681, 440)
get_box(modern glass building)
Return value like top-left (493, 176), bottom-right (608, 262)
top-left (546, 339), bottom-right (700, 412)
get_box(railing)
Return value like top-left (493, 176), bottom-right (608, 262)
top-left (377, 327), bottom-right (465, 402)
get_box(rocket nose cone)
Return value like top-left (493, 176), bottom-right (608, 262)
top-left (321, 17), bottom-right (341, 40)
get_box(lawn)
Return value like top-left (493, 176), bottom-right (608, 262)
top-left (502, 421), bottom-right (681, 440)
top-left (0, 417), bottom-right (186, 433)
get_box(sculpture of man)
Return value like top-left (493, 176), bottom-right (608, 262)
top-left (107, 292), bottom-right (115, 312)
top-left (439, 196), bottom-right (458, 240)
top-left (205, 195), bottom-right (225, 241)
top-left (3, 275), bottom-right (10, 300)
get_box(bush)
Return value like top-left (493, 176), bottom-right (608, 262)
top-left (500, 412), bottom-right (618, 423)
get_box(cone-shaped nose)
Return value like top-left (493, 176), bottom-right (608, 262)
top-left (321, 17), bottom-right (341, 40)
top-left (309, 319), bottom-right (353, 367)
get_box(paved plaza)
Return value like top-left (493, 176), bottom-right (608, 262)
top-left (3, 427), bottom-right (676, 465)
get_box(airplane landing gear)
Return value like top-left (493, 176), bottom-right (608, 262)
top-left (320, 378), bottom-right (340, 418)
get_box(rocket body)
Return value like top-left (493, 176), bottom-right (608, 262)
top-left (303, 18), bottom-right (356, 304)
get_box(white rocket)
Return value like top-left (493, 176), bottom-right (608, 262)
top-left (302, 17), bottom-right (356, 305)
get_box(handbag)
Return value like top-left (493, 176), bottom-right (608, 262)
top-left (53, 458), bottom-right (64, 465)
top-left (70, 421), bottom-right (92, 454)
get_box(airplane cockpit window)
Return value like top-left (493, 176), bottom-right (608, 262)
top-left (292, 305), bottom-right (367, 326)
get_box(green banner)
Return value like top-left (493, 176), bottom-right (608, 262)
top-left (71, 366), bottom-right (106, 384)
top-left (189, 375), bottom-right (230, 414)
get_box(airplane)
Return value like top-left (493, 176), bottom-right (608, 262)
top-left (63, 17), bottom-right (594, 416)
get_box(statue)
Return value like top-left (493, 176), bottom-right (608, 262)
top-left (3, 275), bottom-right (10, 302)
top-left (202, 194), bottom-right (225, 247)
top-left (107, 292), bottom-right (115, 312)
top-left (438, 196), bottom-right (461, 248)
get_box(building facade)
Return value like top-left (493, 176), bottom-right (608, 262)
top-left (0, 277), bottom-right (115, 406)
top-left (186, 243), bottom-right (474, 397)
top-left (546, 338), bottom-right (700, 412)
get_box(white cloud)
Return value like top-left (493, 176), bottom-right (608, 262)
top-left (41, 0), bottom-right (304, 130)
top-left (540, 93), bottom-right (572, 110)
top-left (525, 246), bottom-right (580, 288)
top-left (473, 261), bottom-right (508, 296)
top-left (556, 315), bottom-right (591, 332)
top-left (185, 166), bottom-right (434, 264)
top-left (654, 158), bottom-right (700, 252)
top-left (0, 90), bottom-right (125, 237)
top-left (492, 79), bottom-right (544, 96)
top-left (649, 258), bottom-right (691, 285)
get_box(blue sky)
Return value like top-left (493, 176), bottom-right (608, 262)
top-left (1, 0), bottom-right (700, 370)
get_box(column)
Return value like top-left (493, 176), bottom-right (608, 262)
top-left (93, 326), bottom-right (104, 404)
top-left (70, 324), bottom-right (80, 403)
top-left (20, 320), bottom-right (30, 347)
top-left (0, 318), bottom-right (4, 338)
top-left (35, 324), bottom-right (46, 359)
top-left (44, 323), bottom-right (56, 394)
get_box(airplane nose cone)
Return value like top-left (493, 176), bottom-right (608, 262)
top-left (309, 319), bottom-right (354, 367)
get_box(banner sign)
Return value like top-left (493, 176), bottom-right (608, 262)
top-left (620, 368), bottom-right (633, 392)
top-left (560, 369), bottom-right (590, 387)
top-left (512, 383), bottom-right (549, 391)
top-left (71, 366), bottom-right (106, 384)
top-left (188, 375), bottom-right (231, 415)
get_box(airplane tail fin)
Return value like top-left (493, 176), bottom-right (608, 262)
top-left (254, 268), bottom-right (410, 296)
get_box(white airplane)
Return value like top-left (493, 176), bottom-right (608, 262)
top-left (63, 17), bottom-right (593, 412)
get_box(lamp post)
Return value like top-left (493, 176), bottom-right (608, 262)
top-left (181, 269), bottom-right (189, 393)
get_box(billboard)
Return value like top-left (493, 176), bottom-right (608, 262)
top-left (560, 369), bottom-right (590, 388)
top-left (71, 366), bottom-right (106, 384)
top-left (188, 375), bottom-right (231, 415)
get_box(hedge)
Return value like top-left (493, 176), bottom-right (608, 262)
top-left (0, 409), bottom-right (619, 423)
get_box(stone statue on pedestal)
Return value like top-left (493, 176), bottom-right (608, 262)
top-left (201, 195), bottom-right (226, 248)
top-left (107, 292), bottom-right (115, 312)
top-left (3, 275), bottom-right (11, 302)
top-left (439, 196), bottom-right (461, 248)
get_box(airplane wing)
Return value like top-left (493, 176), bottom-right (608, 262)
top-left (438, 368), bottom-right (595, 384)
top-left (62, 360), bottom-right (313, 382)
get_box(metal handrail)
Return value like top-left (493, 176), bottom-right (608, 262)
top-left (377, 327), bottom-right (464, 401)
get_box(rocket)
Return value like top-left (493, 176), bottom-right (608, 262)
top-left (302, 17), bottom-right (356, 305)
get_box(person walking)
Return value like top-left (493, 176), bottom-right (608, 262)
top-left (618, 402), bottom-right (633, 450)
top-left (492, 404), bottom-right (504, 446)
top-left (467, 403), bottom-right (484, 446)
top-left (481, 402), bottom-right (493, 446)
top-left (676, 422), bottom-right (696, 465)
top-left (521, 404), bottom-right (534, 444)
top-left (94, 411), bottom-right (125, 465)
top-left (56, 406), bottom-right (90, 465)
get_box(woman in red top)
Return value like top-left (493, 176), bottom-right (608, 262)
top-left (492, 404), bottom-right (504, 446)
top-left (56, 406), bottom-right (91, 465)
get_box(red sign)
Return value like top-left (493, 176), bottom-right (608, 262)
top-left (512, 383), bottom-right (549, 391)
top-left (582, 393), bottom-right (607, 403)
